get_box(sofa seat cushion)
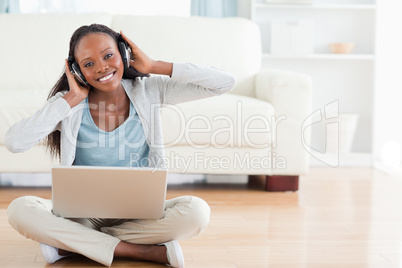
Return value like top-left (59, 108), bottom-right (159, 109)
top-left (0, 90), bottom-right (49, 144)
top-left (161, 94), bottom-right (275, 149)
top-left (0, 145), bottom-right (57, 172)
top-left (1, 91), bottom-right (275, 150)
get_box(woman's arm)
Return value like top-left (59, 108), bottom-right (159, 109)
top-left (5, 59), bottom-right (86, 153)
top-left (149, 61), bottom-right (173, 77)
top-left (4, 92), bottom-right (71, 153)
top-left (157, 62), bottom-right (236, 105)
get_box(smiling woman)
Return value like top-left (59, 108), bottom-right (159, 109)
top-left (19, 0), bottom-right (191, 15)
top-left (4, 20), bottom-right (236, 267)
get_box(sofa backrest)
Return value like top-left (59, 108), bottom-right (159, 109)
top-left (111, 16), bottom-right (261, 97)
top-left (0, 14), bottom-right (261, 97)
top-left (0, 14), bottom-right (113, 93)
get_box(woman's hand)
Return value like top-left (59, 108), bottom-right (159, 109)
top-left (63, 59), bottom-right (90, 108)
top-left (120, 31), bottom-right (155, 74)
top-left (120, 31), bottom-right (172, 76)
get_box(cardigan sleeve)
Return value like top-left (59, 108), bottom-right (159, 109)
top-left (4, 92), bottom-right (71, 153)
top-left (155, 62), bottom-right (236, 105)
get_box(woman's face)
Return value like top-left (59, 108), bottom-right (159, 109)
top-left (75, 33), bottom-right (124, 92)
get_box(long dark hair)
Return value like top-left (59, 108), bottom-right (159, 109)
top-left (45, 24), bottom-right (149, 160)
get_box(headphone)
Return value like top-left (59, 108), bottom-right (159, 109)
top-left (68, 36), bottom-right (132, 86)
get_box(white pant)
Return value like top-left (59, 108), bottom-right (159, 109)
top-left (7, 195), bottom-right (210, 266)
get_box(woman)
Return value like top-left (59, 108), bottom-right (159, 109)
top-left (5, 24), bottom-right (236, 267)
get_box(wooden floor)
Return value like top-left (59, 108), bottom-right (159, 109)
top-left (1, 167), bottom-right (402, 267)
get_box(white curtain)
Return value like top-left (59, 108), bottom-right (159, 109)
top-left (0, 0), bottom-right (20, 13)
top-left (18, 0), bottom-right (191, 15)
top-left (191, 0), bottom-right (237, 17)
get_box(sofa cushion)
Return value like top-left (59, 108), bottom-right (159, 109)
top-left (161, 94), bottom-right (275, 149)
top-left (0, 145), bottom-right (57, 172)
top-left (1, 91), bottom-right (275, 150)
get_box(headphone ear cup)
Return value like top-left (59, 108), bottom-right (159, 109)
top-left (118, 42), bottom-right (131, 69)
top-left (71, 62), bottom-right (88, 86)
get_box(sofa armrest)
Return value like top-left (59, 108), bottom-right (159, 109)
top-left (255, 68), bottom-right (312, 118)
top-left (255, 69), bottom-right (312, 175)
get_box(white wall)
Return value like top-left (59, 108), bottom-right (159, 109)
top-left (237, 0), bottom-right (252, 18)
top-left (373, 1), bottom-right (402, 167)
top-left (19, 0), bottom-right (191, 15)
top-left (245, 0), bottom-right (375, 155)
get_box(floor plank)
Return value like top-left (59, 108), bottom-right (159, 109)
top-left (1, 167), bottom-right (402, 267)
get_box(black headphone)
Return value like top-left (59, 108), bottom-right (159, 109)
top-left (68, 36), bottom-right (132, 86)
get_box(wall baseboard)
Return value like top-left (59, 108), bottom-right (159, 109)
top-left (309, 153), bottom-right (373, 168)
top-left (0, 173), bottom-right (51, 187)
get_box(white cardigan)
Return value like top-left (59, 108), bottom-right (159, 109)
top-left (5, 62), bottom-right (236, 168)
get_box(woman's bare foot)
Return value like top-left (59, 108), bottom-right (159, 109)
top-left (114, 241), bottom-right (168, 264)
top-left (58, 248), bottom-right (72, 256)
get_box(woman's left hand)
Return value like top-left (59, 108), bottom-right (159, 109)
top-left (120, 31), bottom-right (155, 74)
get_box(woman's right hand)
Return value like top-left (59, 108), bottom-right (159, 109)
top-left (63, 59), bottom-right (90, 108)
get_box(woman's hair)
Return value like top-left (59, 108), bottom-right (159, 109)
top-left (45, 24), bottom-right (149, 160)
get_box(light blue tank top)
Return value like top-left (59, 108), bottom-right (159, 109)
top-left (74, 97), bottom-right (149, 167)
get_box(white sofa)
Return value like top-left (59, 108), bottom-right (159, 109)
top-left (0, 14), bottom-right (312, 189)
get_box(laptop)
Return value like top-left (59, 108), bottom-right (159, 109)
top-left (51, 166), bottom-right (168, 219)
